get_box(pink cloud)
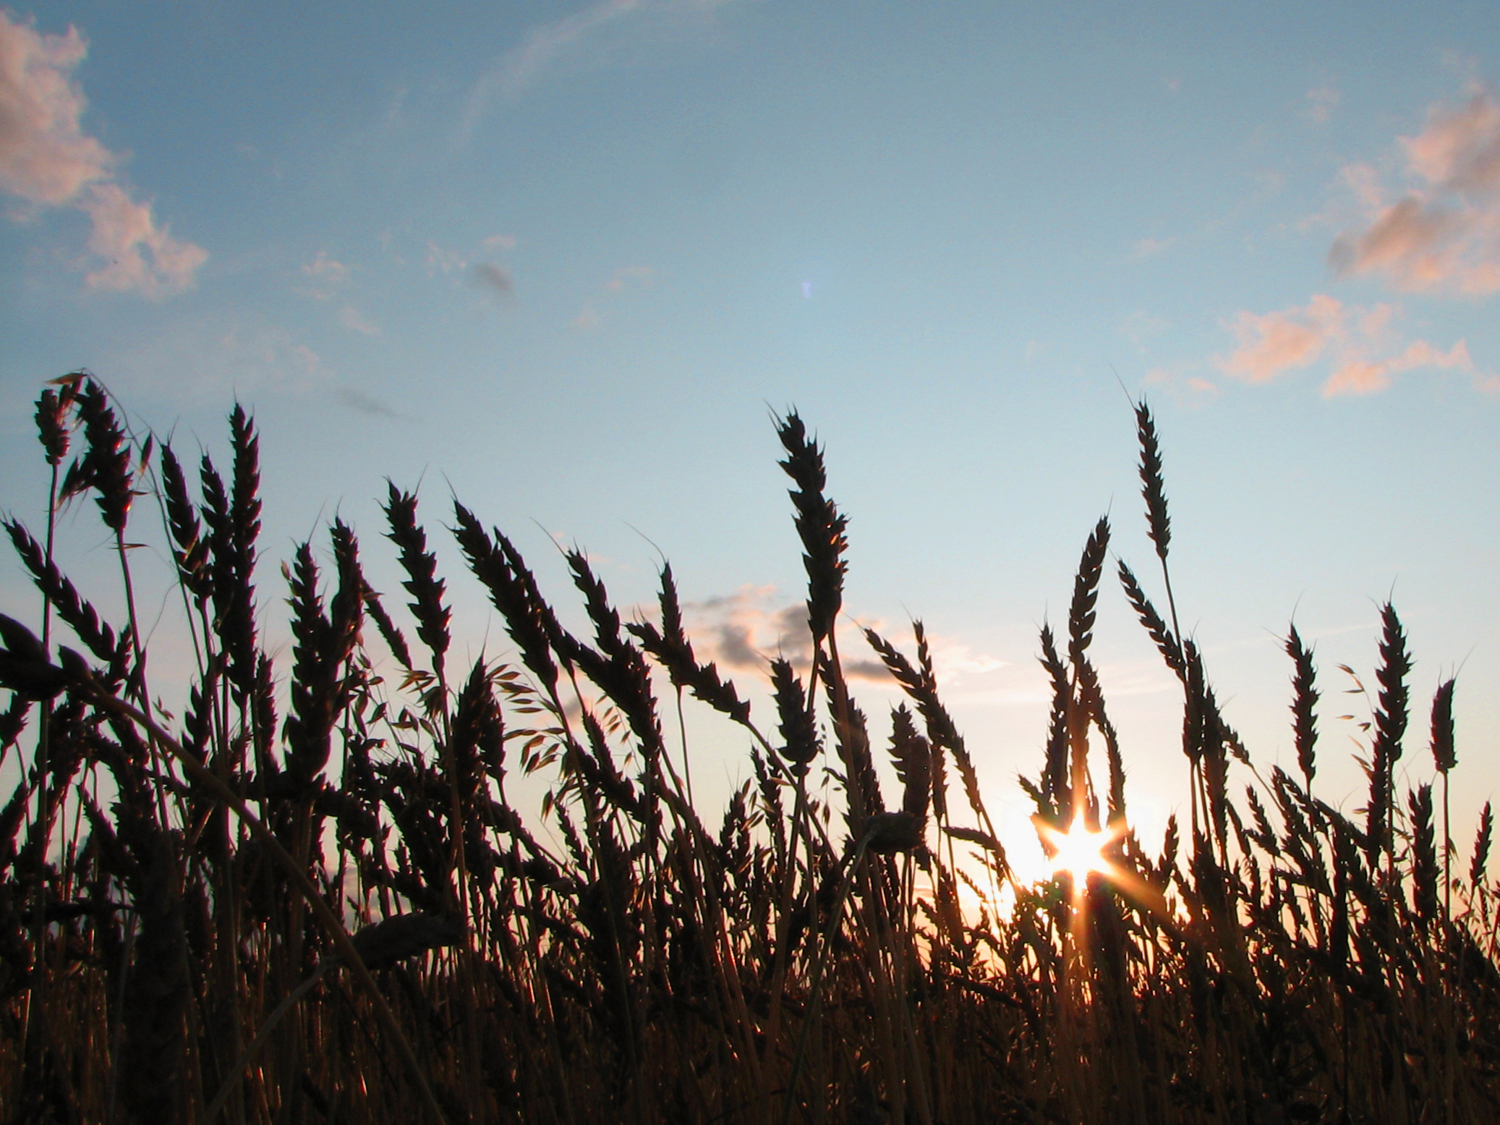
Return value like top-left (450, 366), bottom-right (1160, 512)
top-left (1325, 337), bottom-right (1477, 398)
top-left (1217, 294), bottom-right (1343, 383)
top-left (1216, 294), bottom-right (1487, 397)
top-left (80, 183), bottom-right (207, 297)
top-left (0, 12), bottom-right (205, 295)
top-left (1330, 88), bottom-right (1500, 295)
top-left (1403, 92), bottom-right (1500, 191)
top-left (0, 14), bottom-right (110, 203)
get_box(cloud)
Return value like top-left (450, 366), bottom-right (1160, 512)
top-left (670, 586), bottom-right (1005, 690)
top-left (1302, 86), bottom-right (1340, 125)
top-left (469, 262), bottom-right (514, 296)
top-left (1218, 294), bottom-right (1344, 383)
top-left (1329, 87), bottom-right (1500, 295)
top-left (0, 15), bottom-right (109, 202)
top-left (571, 304), bottom-right (601, 331)
top-left (1323, 337), bottom-right (1476, 397)
top-left (685, 586), bottom-right (813, 672)
top-left (482, 233), bottom-right (516, 250)
top-left (1132, 236), bottom-right (1174, 258)
top-left (1143, 365), bottom-right (1221, 408)
top-left (0, 12), bottom-right (205, 295)
top-left (335, 386), bottom-right (397, 417)
top-left (339, 305), bottom-right (381, 336)
top-left (604, 264), bottom-right (654, 291)
top-left (462, 0), bottom-right (736, 135)
top-left (1216, 294), bottom-right (1488, 397)
top-left (300, 250), bottom-right (350, 299)
top-left (425, 238), bottom-right (464, 275)
top-left (79, 182), bottom-right (208, 296)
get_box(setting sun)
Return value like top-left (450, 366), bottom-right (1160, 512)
top-left (1038, 821), bottom-right (1117, 881)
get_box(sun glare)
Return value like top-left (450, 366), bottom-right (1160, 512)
top-left (1040, 822), bottom-right (1115, 880)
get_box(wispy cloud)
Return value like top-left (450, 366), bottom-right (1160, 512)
top-left (298, 250), bottom-right (351, 299)
top-left (425, 238), bottom-right (465, 276)
top-left (335, 386), bottom-right (398, 417)
top-left (339, 305), bottom-right (381, 336)
top-left (469, 262), bottom-right (514, 297)
top-left (461, 0), bottom-right (737, 137)
top-left (604, 264), bottom-right (655, 292)
top-left (670, 586), bottom-right (1006, 687)
top-left (1329, 86), bottom-right (1500, 295)
top-left (1302, 85), bottom-right (1340, 125)
top-left (1216, 294), bottom-right (1489, 397)
top-left (1132, 236), bottom-right (1175, 258)
top-left (0, 12), bottom-right (206, 295)
top-left (1143, 365), bottom-right (1220, 408)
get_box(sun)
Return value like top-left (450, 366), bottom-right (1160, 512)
top-left (1038, 821), bottom-right (1116, 880)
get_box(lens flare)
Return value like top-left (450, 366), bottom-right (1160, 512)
top-left (1039, 821), bottom-right (1115, 880)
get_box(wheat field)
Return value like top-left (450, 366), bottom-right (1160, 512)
top-left (1, 373), bottom-right (1497, 1124)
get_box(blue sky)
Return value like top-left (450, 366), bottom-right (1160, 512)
top-left (3, 1), bottom-right (1498, 868)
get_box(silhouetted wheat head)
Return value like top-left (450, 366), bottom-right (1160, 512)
top-left (1, 377), bottom-right (1497, 1124)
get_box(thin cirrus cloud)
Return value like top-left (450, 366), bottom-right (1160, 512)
top-left (0, 12), bottom-right (206, 296)
top-left (1215, 294), bottom-right (1491, 398)
top-left (459, 0), bottom-right (737, 139)
top-left (1329, 87), bottom-right (1500, 295)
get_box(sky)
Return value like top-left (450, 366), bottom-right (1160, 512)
top-left (2, 1), bottom-right (1498, 874)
